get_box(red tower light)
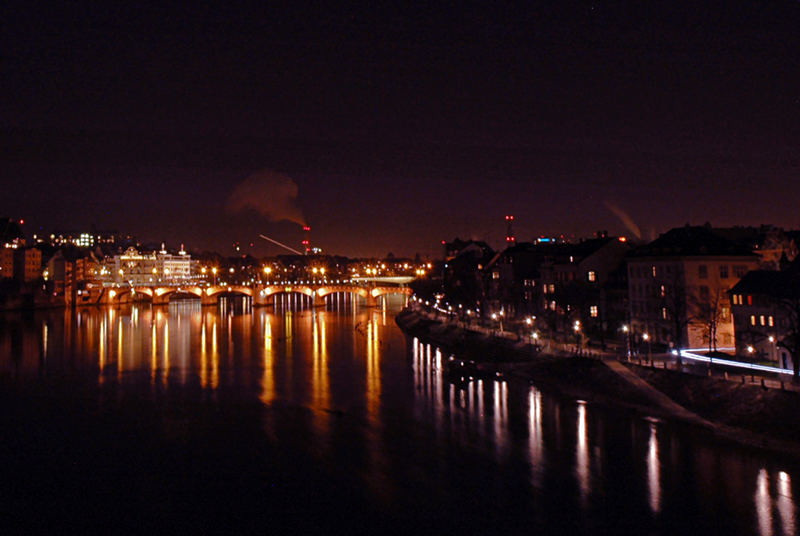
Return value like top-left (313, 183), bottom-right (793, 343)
top-left (303, 226), bottom-right (311, 254)
top-left (505, 215), bottom-right (516, 245)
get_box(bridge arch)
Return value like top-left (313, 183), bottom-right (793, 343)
top-left (317, 286), bottom-right (369, 299)
top-left (256, 286), bottom-right (316, 308)
top-left (201, 285), bottom-right (254, 305)
top-left (259, 285), bottom-right (314, 299)
top-left (107, 286), bottom-right (155, 304)
top-left (151, 286), bottom-right (204, 304)
top-left (316, 286), bottom-right (370, 308)
top-left (369, 287), bottom-right (413, 299)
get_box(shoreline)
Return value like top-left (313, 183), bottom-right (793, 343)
top-left (396, 307), bottom-right (800, 459)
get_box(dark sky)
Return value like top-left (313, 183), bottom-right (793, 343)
top-left (2, 1), bottom-right (800, 257)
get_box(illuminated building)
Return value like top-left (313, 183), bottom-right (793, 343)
top-left (44, 230), bottom-right (124, 248)
top-left (104, 244), bottom-right (193, 285)
top-left (729, 259), bottom-right (800, 368)
top-left (0, 248), bottom-right (14, 279)
top-left (12, 248), bottom-right (42, 282)
top-left (627, 225), bottom-right (759, 350)
top-left (484, 237), bottom-right (629, 334)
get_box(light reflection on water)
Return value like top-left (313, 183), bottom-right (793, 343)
top-left (648, 423), bottom-right (661, 514)
top-left (0, 299), bottom-right (798, 534)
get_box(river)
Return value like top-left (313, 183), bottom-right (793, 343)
top-left (0, 297), bottom-right (797, 534)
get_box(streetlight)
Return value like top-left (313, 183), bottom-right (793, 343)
top-left (491, 313), bottom-right (503, 335)
top-left (768, 335), bottom-right (777, 364)
top-left (212, 267), bottom-right (218, 285)
top-left (642, 332), bottom-right (652, 363)
top-left (622, 324), bottom-right (631, 359)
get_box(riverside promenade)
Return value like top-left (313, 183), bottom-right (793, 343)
top-left (400, 302), bottom-right (800, 455)
top-left (405, 301), bottom-right (800, 394)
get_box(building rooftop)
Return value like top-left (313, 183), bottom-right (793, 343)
top-left (730, 258), bottom-right (800, 299)
top-left (630, 225), bottom-right (757, 258)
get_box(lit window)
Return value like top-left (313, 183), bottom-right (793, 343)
top-left (660, 285), bottom-right (666, 297)
top-left (760, 315), bottom-right (765, 326)
top-left (587, 271), bottom-right (596, 282)
top-left (492, 271), bottom-right (500, 280)
top-left (590, 305), bottom-right (598, 318)
top-left (769, 316), bottom-right (774, 327)
top-left (652, 266), bottom-right (657, 277)
top-left (662, 307), bottom-right (668, 320)
top-left (747, 295), bottom-right (752, 305)
top-left (750, 315), bottom-right (756, 326)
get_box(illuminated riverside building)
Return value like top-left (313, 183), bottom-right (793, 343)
top-left (1, 247), bottom-right (43, 282)
top-left (0, 248), bottom-right (13, 279)
top-left (728, 258), bottom-right (800, 368)
top-left (627, 225), bottom-right (759, 350)
top-left (104, 245), bottom-right (194, 285)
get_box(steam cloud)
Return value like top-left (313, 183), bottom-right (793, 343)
top-left (604, 201), bottom-right (642, 240)
top-left (226, 169), bottom-right (306, 226)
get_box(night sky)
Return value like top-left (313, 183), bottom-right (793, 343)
top-left (2, 1), bottom-right (800, 257)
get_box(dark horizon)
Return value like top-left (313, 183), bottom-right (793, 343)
top-left (3, 1), bottom-right (800, 257)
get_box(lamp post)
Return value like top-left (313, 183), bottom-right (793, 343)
top-left (769, 335), bottom-right (777, 365)
top-left (643, 332), bottom-right (651, 363)
top-left (622, 324), bottom-right (631, 360)
top-left (212, 267), bottom-right (218, 286)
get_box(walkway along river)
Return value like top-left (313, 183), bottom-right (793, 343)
top-left (0, 297), bottom-right (798, 534)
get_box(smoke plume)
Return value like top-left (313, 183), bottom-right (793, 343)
top-left (604, 201), bottom-right (642, 240)
top-left (226, 169), bottom-right (306, 226)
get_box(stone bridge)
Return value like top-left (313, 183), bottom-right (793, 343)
top-left (98, 283), bottom-right (412, 307)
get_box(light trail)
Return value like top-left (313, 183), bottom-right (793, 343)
top-left (679, 348), bottom-right (793, 375)
top-left (259, 234), bottom-right (304, 255)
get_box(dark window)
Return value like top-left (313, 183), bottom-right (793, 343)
top-left (700, 286), bottom-right (710, 301)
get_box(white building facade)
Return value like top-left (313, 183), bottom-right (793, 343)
top-left (104, 245), bottom-right (194, 286)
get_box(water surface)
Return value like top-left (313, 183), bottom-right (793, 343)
top-left (0, 298), bottom-right (797, 535)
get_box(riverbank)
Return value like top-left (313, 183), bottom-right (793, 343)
top-left (396, 307), bottom-right (800, 458)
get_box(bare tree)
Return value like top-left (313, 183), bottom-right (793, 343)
top-left (690, 287), bottom-right (726, 353)
top-left (658, 270), bottom-right (692, 349)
